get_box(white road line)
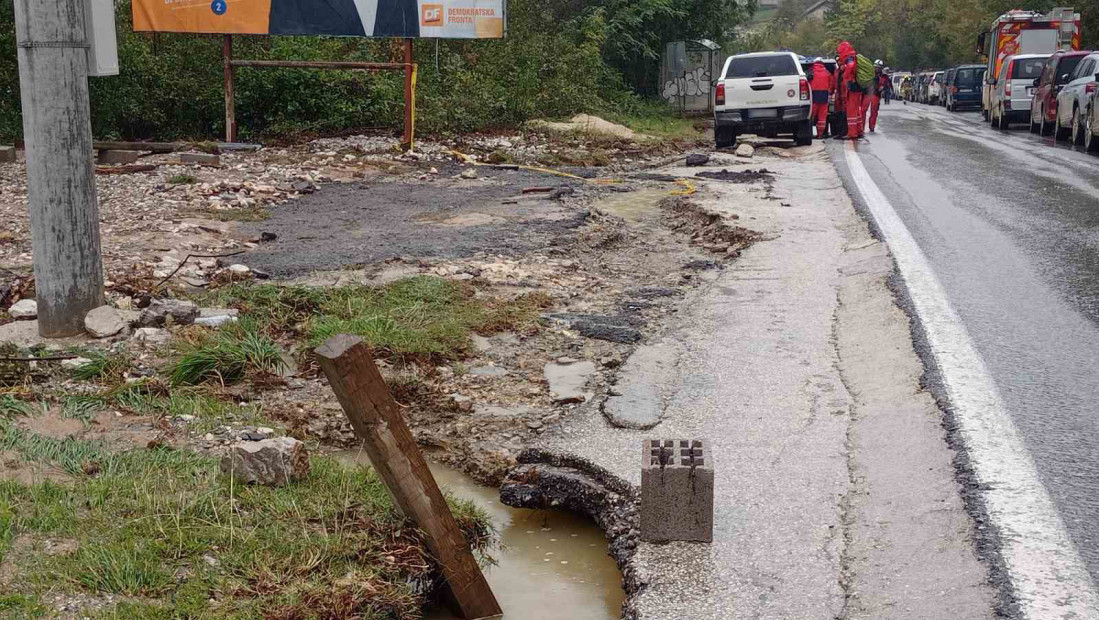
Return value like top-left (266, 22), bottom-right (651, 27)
top-left (844, 141), bottom-right (1099, 620)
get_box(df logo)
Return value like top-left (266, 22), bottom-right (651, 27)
top-left (211, 0), bottom-right (227, 15)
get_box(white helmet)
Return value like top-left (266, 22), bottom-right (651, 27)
top-left (813, 56), bottom-right (824, 63)
top-left (874, 59), bottom-right (884, 67)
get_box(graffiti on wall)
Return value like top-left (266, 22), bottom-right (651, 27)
top-left (662, 67), bottom-right (711, 101)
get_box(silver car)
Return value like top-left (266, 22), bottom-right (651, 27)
top-left (1054, 52), bottom-right (1099, 144)
top-left (990, 54), bottom-right (1049, 130)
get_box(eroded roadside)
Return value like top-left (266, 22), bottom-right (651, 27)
top-left (503, 142), bottom-right (999, 619)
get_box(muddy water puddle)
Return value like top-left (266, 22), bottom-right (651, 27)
top-left (335, 451), bottom-right (624, 620)
top-left (594, 187), bottom-right (670, 222)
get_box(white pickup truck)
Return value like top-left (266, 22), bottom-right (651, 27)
top-left (713, 51), bottom-right (813, 148)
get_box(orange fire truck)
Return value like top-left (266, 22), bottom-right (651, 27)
top-left (978, 7), bottom-right (1081, 119)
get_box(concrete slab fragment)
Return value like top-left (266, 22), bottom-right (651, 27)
top-left (544, 360), bottom-right (596, 404)
top-left (603, 343), bottom-right (679, 430)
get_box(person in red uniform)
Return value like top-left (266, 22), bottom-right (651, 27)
top-left (809, 57), bottom-right (834, 139)
top-left (868, 60), bottom-right (888, 132)
top-left (835, 41), bottom-right (864, 140)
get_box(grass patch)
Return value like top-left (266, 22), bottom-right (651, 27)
top-left (0, 395), bottom-right (36, 419)
top-left (194, 277), bottom-right (552, 363)
top-left (0, 594), bottom-right (49, 619)
top-left (167, 173), bottom-right (197, 185)
top-left (185, 206), bottom-right (271, 222)
top-left (69, 351), bottom-right (131, 385)
top-left (0, 429), bottom-right (494, 620)
top-left (168, 319), bottom-right (284, 386)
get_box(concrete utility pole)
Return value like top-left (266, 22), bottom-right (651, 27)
top-left (14, 0), bottom-right (105, 337)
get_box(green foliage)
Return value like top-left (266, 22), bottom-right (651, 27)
top-left (0, 0), bottom-right (754, 142)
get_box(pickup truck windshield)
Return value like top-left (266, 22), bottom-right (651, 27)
top-left (726, 55), bottom-right (798, 79)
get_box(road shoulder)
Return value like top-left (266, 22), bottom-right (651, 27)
top-left (508, 141), bottom-right (997, 619)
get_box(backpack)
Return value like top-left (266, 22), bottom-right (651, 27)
top-left (855, 54), bottom-right (875, 89)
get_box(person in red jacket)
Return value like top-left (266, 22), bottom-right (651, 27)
top-left (868, 61), bottom-right (889, 132)
top-left (836, 41), bottom-right (864, 140)
top-left (809, 58), bottom-right (834, 138)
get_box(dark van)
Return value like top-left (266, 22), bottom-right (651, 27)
top-left (948, 65), bottom-right (987, 111)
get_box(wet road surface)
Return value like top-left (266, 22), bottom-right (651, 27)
top-left (829, 102), bottom-right (1099, 587)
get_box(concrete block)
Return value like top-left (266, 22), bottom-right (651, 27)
top-left (0, 146), bottom-right (15, 163)
top-left (96, 149), bottom-right (141, 165)
top-left (640, 439), bottom-right (713, 543)
top-left (179, 152), bottom-right (220, 166)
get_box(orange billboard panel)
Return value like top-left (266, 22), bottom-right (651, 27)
top-left (134, 0), bottom-right (271, 35)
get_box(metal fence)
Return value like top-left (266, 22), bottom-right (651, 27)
top-left (660, 40), bottom-right (726, 115)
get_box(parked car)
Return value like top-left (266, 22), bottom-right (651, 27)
top-left (1081, 72), bottom-right (1099, 151)
top-left (1054, 52), bottom-right (1099, 143)
top-left (942, 68), bottom-right (958, 106)
top-left (1030, 50), bottom-right (1090, 135)
top-left (989, 53), bottom-right (1049, 129)
top-left (914, 72), bottom-right (929, 102)
top-left (714, 51), bottom-right (813, 148)
top-left (929, 71), bottom-right (946, 105)
top-left (946, 65), bottom-right (986, 111)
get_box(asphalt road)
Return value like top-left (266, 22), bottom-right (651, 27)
top-left (829, 101), bottom-right (1099, 603)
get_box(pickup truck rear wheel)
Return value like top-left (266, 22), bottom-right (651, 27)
top-left (794, 121), bottom-right (813, 146)
top-left (715, 126), bottom-right (736, 149)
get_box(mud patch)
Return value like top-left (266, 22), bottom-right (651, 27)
top-left (661, 196), bottom-right (762, 255)
top-left (0, 451), bottom-right (73, 485)
top-left (694, 168), bottom-right (774, 183)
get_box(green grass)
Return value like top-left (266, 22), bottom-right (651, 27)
top-left (168, 319), bottom-right (285, 386)
top-left (184, 206), bottom-right (271, 222)
top-left (167, 173), bottom-right (197, 185)
top-left (0, 395), bottom-right (36, 419)
top-left (0, 427), bottom-right (493, 620)
top-left (0, 594), bottom-right (49, 619)
top-left (69, 351), bottom-right (132, 385)
top-left (194, 277), bottom-right (552, 363)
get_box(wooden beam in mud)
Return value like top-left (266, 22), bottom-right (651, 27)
top-left (315, 334), bottom-right (502, 620)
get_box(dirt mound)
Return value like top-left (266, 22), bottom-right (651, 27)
top-left (529, 114), bottom-right (643, 140)
top-left (661, 196), bottom-right (762, 256)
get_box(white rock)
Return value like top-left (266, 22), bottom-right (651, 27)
top-left (195, 315), bottom-right (237, 328)
top-left (220, 437), bottom-right (310, 486)
top-left (61, 357), bottom-right (93, 370)
top-left (133, 327), bottom-right (171, 345)
top-left (460, 168), bottom-right (478, 179)
top-left (736, 144), bottom-right (755, 158)
top-left (84, 305), bottom-right (127, 338)
top-left (228, 264), bottom-right (251, 275)
top-left (9, 299), bottom-right (37, 319)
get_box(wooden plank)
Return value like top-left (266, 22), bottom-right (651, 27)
top-left (93, 141), bottom-right (184, 153)
top-left (223, 35), bottom-right (237, 144)
top-left (315, 335), bottom-right (502, 620)
top-left (402, 38), bottom-right (414, 151)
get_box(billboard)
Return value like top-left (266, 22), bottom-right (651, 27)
top-left (133, 0), bottom-right (505, 38)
